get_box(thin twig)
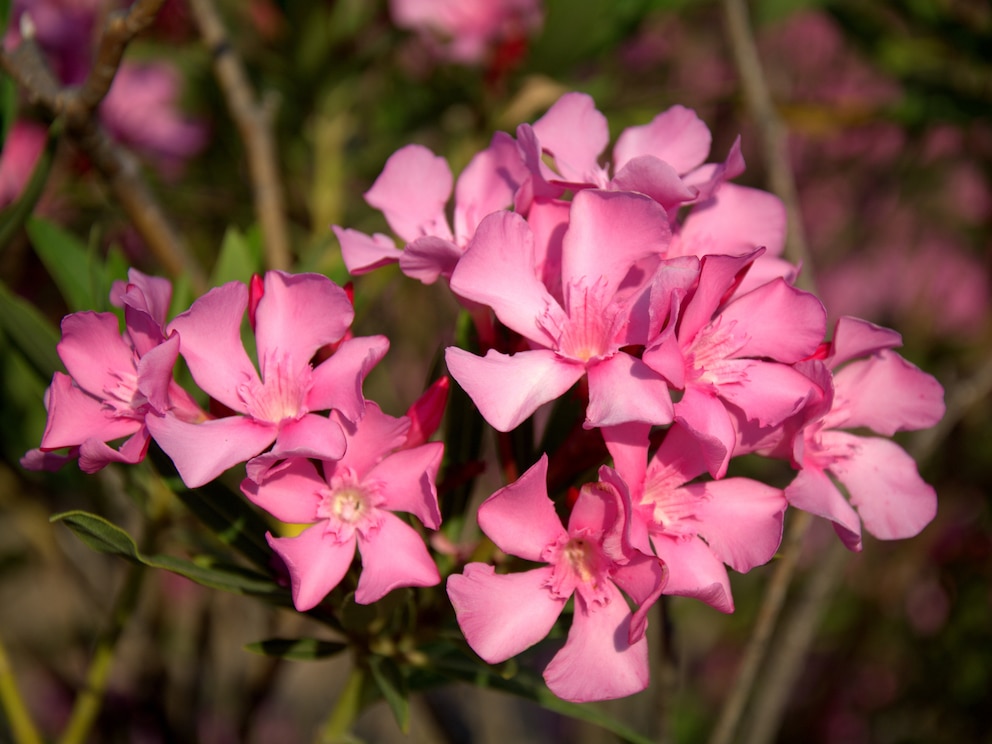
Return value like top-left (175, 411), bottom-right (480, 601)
top-left (188, 0), bottom-right (292, 271)
top-left (707, 510), bottom-right (813, 744)
top-left (0, 1), bottom-right (207, 294)
top-left (722, 0), bottom-right (814, 293)
top-left (740, 535), bottom-right (849, 744)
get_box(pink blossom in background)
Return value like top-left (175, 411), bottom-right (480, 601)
top-left (3, 0), bottom-right (103, 86)
top-left (0, 120), bottom-right (47, 207)
top-left (146, 271), bottom-right (388, 488)
top-left (101, 63), bottom-right (209, 179)
top-left (782, 317), bottom-right (945, 550)
top-left (604, 422), bottom-right (786, 613)
top-left (242, 403), bottom-right (443, 610)
top-left (389, 0), bottom-right (543, 65)
top-left (447, 454), bottom-right (666, 702)
top-left (22, 269), bottom-right (201, 473)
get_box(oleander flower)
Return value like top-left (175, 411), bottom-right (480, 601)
top-left (447, 454), bottom-right (666, 702)
top-left (242, 403), bottom-right (443, 610)
top-left (146, 271), bottom-right (387, 487)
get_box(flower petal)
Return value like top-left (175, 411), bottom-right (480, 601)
top-left (447, 564), bottom-right (564, 664)
top-left (453, 130), bottom-right (529, 241)
top-left (786, 466), bottom-right (863, 551)
top-left (41, 373), bottom-right (141, 450)
top-left (398, 236), bottom-right (463, 284)
top-left (532, 92), bottom-right (608, 183)
top-left (477, 454), bottom-right (566, 561)
top-left (355, 512), bottom-right (440, 603)
top-left (543, 586), bottom-right (649, 702)
top-left (586, 353), bottom-right (674, 428)
top-left (720, 278), bottom-right (826, 362)
top-left (611, 156), bottom-right (696, 210)
top-left (57, 312), bottom-right (134, 397)
top-left (364, 144), bottom-right (453, 242)
top-left (333, 227), bottom-right (403, 275)
top-left (651, 533), bottom-right (734, 613)
top-left (613, 104), bottom-right (712, 175)
top-left (271, 413), bottom-right (347, 462)
top-left (692, 478), bottom-right (786, 573)
top-left (308, 335), bottom-right (390, 421)
top-left (241, 456), bottom-right (323, 524)
top-left (367, 442), bottom-right (443, 530)
top-left (268, 526), bottom-right (355, 611)
top-left (445, 347), bottom-right (585, 433)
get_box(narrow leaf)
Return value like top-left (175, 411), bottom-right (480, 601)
top-left (245, 637), bottom-right (348, 661)
top-left (209, 226), bottom-right (262, 288)
top-left (368, 655), bottom-right (410, 734)
top-left (50, 510), bottom-right (287, 598)
top-left (27, 217), bottom-right (97, 312)
top-left (0, 280), bottom-right (61, 381)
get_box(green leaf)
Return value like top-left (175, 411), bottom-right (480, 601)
top-left (368, 655), bottom-right (409, 734)
top-left (209, 225), bottom-right (263, 288)
top-left (0, 279), bottom-right (61, 381)
top-left (245, 637), bottom-right (348, 661)
top-left (51, 510), bottom-right (287, 598)
top-left (26, 217), bottom-right (98, 312)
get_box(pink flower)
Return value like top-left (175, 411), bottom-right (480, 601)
top-left (784, 317), bottom-right (945, 549)
top-left (333, 137), bottom-right (528, 284)
top-left (146, 271), bottom-right (388, 488)
top-left (0, 121), bottom-right (47, 208)
top-left (446, 454), bottom-right (666, 702)
top-left (101, 63), bottom-right (209, 179)
top-left (22, 269), bottom-right (199, 473)
top-left (389, 0), bottom-right (543, 65)
top-left (604, 422), bottom-right (785, 612)
top-left (242, 403), bottom-right (443, 610)
top-left (643, 251), bottom-right (826, 477)
top-left (445, 189), bottom-right (699, 431)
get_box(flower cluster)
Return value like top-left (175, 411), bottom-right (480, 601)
top-left (23, 269), bottom-right (445, 611)
top-left (333, 92), bottom-right (945, 701)
top-left (25, 91), bottom-right (945, 705)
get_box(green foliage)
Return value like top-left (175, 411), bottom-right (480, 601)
top-left (245, 637), bottom-right (349, 661)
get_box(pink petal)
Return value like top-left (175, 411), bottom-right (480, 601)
top-left (692, 478), bottom-right (786, 572)
top-left (271, 413), bottom-right (347, 462)
top-left (532, 92), bottom-right (608, 183)
top-left (610, 552), bottom-right (668, 644)
top-left (831, 351), bottom-right (944, 435)
top-left (677, 184), bottom-right (786, 260)
top-left (613, 104), bottom-right (712, 175)
top-left (611, 156), bottom-right (696, 210)
top-left (367, 442), bottom-right (443, 530)
top-left (449, 211), bottom-right (558, 345)
top-left (453, 130), bottom-right (529, 241)
top-left (674, 385), bottom-right (737, 478)
top-left (651, 533), bottom-right (734, 612)
top-left (337, 403), bottom-right (410, 475)
top-left (677, 251), bottom-right (758, 345)
top-left (717, 360), bottom-right (819, 427)
top-left (333, 227), bottom-right (403, 275)
top-left (364, 144), bottom-right (454, 243)
top-left (561, 190), bottom-right (672, 297)
top-left (78, 429), bottom-right (150, 473)
top-left (720, 279), bottom-right (826, 362)
top-left (398, 236), bottom-right (463, 284)
top-left (169, 281), bottom-right (258, 413)
top-left (785, 466), bottom-right (863, 551)
top-left (447, 564), bottom-right (565, 663)
top-left (543, 586), bottom-right (649, 702)
top-left (57, 312), bottom-right (135, 398)
top-left (477, 454), bottom-right (566, 561)
top-left (268, 526), bottom-right (355, 611)
top-left (828, 433), bottom-right (938, 541)
top-left (241, 457), bottom-right (323, 524)
top-left (145, 413), bottom-right (276, 488)
top-left (308, 335), bottom-right (390, 421)
top-left (136, 332), bottom-right (181, 414)
top-left (585, 353), bottom-right (674, 428)
top-left (602, 422), bottom-right (651, 495)
top-left (254, 272), bottom-right (353, 376)
top-left (646, 421), bottom-right (713, 490)
top-left (828, 316), bottom-right (902, 367)
top-left (355, 512), bottom-right (440, 604)
top-left (642, 331), bottom-right (686, 389)
top-left (41, 373), bottom-right (141, 450)
top-left (444, 347), bottom-right (585, 433)
top-left (119, 268), bottom-right (173, 328)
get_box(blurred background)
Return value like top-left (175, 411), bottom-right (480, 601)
top-left (1, 0), bottom-right (989, 742)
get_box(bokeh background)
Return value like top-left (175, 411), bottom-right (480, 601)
top-left (1, 0), bottom-right (989, 742)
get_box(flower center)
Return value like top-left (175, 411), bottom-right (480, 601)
top-left (685, 315), bottom-right (747, 386)
top-left (102, 363), bottom-right (146, 419)
top-left (316, 468), bottom-right (384, 543)
top-left (539, 277), bottom-right (626, 364)
top-left (238, 353), bottom-right (312, 424)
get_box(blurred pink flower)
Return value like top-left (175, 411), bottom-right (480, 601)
top-left (389, 0), bottom-right (543, 65)
top-left (447, 454), bottom-right (666, 702)
top-left (0, 120), bottom-right (47, 207)
top-left (243, 403), bottom-right (443, 610)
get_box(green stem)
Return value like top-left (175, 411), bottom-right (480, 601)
top-left (57, 558), bottom-right (147, 744)
top-left (316, 661), bottom-right (366, 744)
top-left (0, 634), bottom-right (43, 744)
